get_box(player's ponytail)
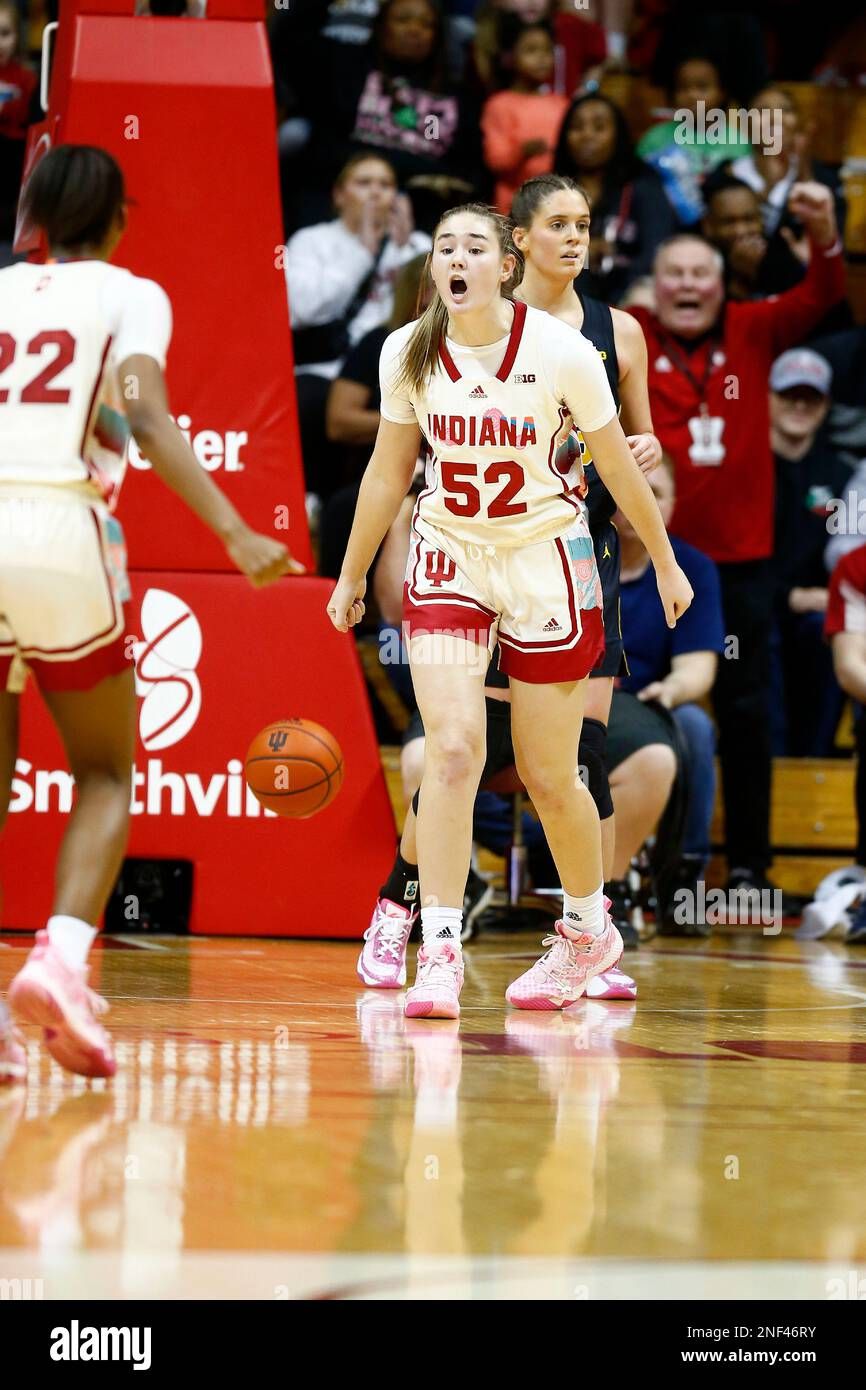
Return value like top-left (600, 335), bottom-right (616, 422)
top-left (21, 145), bottom-right (126, 252)
top-left (396, 204), bottom-right (523, 396)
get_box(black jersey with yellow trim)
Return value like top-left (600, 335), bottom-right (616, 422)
top-left (576, 290), bottom-right (620, 531)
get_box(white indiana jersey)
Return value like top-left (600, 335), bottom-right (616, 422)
top-left (0, 260), bottom-right (172, 509)
top-left (379, 299), bottom-right (617, 547)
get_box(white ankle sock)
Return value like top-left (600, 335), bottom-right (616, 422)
top-left (46, 915), bottom-right (97, 970)
top-left (421, 906), bottom-right (463, 949)
top-left (562, 886), bottom-right (604, 938)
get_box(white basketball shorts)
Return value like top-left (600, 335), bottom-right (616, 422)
top-left (402, 512), bottom-right (605, 683)
top-left (0, 489), bottom-right (130, 693)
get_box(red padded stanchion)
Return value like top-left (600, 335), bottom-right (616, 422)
top-left (17, 0), bottom-right (312, 573)
top-left (3, 2), bottom-right (398, 938)
top-left (1, 575), bottom-right (396, 936)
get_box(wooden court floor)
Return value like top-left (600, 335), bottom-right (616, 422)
top-left (2, 928), bottom-right (866, 1300)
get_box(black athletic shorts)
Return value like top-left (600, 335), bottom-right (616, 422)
top-left (590, 519), bottom-right (627, 679)
top-left (605, 689), bottom-right (676, 771)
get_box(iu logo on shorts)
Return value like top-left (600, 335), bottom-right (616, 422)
top-left (425, 550), bottom-right (457, 588)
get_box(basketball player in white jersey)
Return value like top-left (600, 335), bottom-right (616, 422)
top-left (327, 203), bottom-right (692, 1020)
top-left (0, 145), bottom-right (301, 1082)
top-left (356, 176), bottom-right (658, 1001)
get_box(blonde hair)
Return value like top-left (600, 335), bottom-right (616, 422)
top-left (396, 203), bottom-right (523, 395)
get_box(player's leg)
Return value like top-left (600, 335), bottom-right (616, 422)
top-left (0, 686), bottom-right (27, 1086)
top-left (8, 667), bottom-right (135, 1079)
top-left (582, 676), bottom-right (615, 878)
top-left (583, 517), bottom-right (625, 879)
top-left (505, 676), bottom-right (622, 1009)
top-left (579, 678), bottom-right (641, 996)
top-left (404, 630), bottom-right (489, 1018)
top-left (358, 723), bottom-right (424, 989)
top-left (43, 668), bottom-right (136, 921)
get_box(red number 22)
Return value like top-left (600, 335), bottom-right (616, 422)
top-left (0, 330), bottom-right (75, 405)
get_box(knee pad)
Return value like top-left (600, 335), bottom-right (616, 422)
top-left (579, 717), bottom-right (613, 819)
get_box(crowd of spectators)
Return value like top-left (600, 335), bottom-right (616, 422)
top-left (4, 0), bottom-right (866, 932)
top-left (269, 1), bottom-right (866, 932)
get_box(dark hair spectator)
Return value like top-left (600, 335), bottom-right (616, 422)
top-left (319, 252), bottom-right (432, 582)
top-left (481, 20), bottom-right (568, 214)
top-left (727, 86), bottom-right (846, 243)
top-left (291, 0), bottom-right (485, 234)
top-left (647, 4), bottom-right (767, 105)
top-left (702, 170), bottom-right (853, 337)
top-left (637, 53), bottom-right (753, 226)
top-left (472, 1), bottom-right (606, 100)
top-left (552, 91), bottom-right (676, 299)
top-left (283, 153), bottom-right (430, 504)
top-left (0, 0), bottom-right (37, 254)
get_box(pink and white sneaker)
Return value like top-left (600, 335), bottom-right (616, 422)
top-left (404, 941), bottom-right (464, 1019)
top-left (586, 965), bottom-right (638, 1000)
top-left (506, 917), bottom-right (623, 1011)
top-left (0, 1013), bottom-right (26, 1086)
top-left (8, 931), bottom-right (116, 1079)
top-left (357, 897), bottom-right (417, 988)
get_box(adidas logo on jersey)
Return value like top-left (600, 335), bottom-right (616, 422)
top-left (542, 617), bottom-right (562, 632)
top-left (468, 385), bottom-right (487, 399)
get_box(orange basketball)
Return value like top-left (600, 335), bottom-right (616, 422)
top-left (244, 718), bottom-right (343, 819)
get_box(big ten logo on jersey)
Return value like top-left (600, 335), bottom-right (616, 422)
top-left (128, 413), bottom-right (248, 473)
top-left (425, 551), bottom-right (457, 587)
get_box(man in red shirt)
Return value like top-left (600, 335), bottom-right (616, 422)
top-left (629, 183), bottom-right (845, 899)
top-left (826, 544), bottom-right (866, 940)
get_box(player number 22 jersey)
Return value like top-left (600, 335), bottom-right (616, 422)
top-left (379, 299), bottom-right (617, 547)
top-left (0, 259), bottom-right (172, 509)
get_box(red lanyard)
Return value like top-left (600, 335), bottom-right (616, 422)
top-left (657, 329), bottom-right (721, 403)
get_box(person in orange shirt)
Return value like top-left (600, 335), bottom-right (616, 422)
top-left (481, 21), bottom-right (568, 215)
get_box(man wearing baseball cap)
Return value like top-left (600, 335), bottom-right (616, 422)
top-left (771, 347), bottom-right (849, 754)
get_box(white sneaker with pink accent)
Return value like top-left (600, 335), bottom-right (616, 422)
top-left (506, 918), bottom-right (623, 1011)
top-left (8, 931), bottom-right (116, 1079)
top-left (357, 897), bottom-right (416, 988)
top-left (404, 941), bottom-right (464, 1019)
top-left (584, 897), bottom-right (637, 998)
top-left (586, 965), bottom-right (638, 1000)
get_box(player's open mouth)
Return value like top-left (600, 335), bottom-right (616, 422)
top-left (675, 296), bottom-right (701, 310)
top-left (449, 275), bottom-right (468, 302)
